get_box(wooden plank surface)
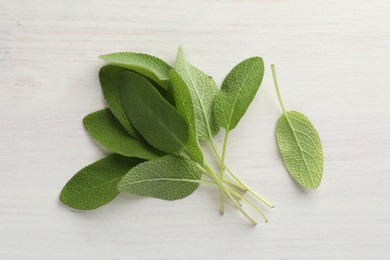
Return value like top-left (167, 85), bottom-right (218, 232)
top-left (1, 0), bottom-right (389, 259)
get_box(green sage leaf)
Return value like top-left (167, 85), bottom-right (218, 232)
top-left (60, 154), bottom-right (143, 210)
top-left (175, 46), bottom-right (219, 140)
top-left (99, 52), bottom-right (172, 89)
top-left (120, 71), bottom-right (189, 154)
top-left (169, 70), bottom-right (204, 163)
top-left (213, 57), bottom-right (265, 131)
top-left (276, 111), bottom-right (323, 189)
top-left (83, 109), bottom-right (162, 160)
top-left (99, 65), bottom-right (140, 138)
top-left (117, 155), bottom-right (201, 200)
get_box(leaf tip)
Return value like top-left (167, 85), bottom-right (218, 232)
top-left (99, 54), bottom-right (108, 61)
top-left (59, 187), bottom-right (72, 208)
top-left (251, 56), bottom-right (264, 67)
top-left (176, 46), bottom-right (185, 59)
top-left (307, 182), bottom-right (321, 190)
top-left (82, 113), bottom-right (91, 127)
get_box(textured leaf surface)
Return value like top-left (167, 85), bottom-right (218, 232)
top-left (99, 65), bottom-right (139, 138)
top-left (213, 57), bottom-right (264, 130)
top-left (117, 155), bottom-right (201, 200)
top-left (276, 111), bottom-right (323, 189)
top-left (100, 52), bottom-right (172, 89)
top-left (175, 47), bottom-right (219, 140)
top-left (83, 109), bottom-right (162, 160)
top-left (120, 71), bottom-right (189, 154)
top-left (169, 70), bottom-right (203, 163)
top-left (60, 154), bottom-right (143, 210)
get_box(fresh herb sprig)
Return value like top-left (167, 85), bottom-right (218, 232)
top-left (60, 47), bottom-right (323, 225)
top-left (271, 65), bottom-right (324, 189)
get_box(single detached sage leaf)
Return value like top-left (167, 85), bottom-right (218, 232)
top-left (276, 111), bottom-right (323, 189)
top-left (99, 65), bottom-right (140, 138)
top-left (83, 109), bottom-right (163, 160)
top-left (175, 46), bottom-right (219, 140)
top-left (60, 154), bottom-right (143, 210)
top-left (99, 52), bottom-right (172, 89)
top-left (117, 155), bottom-right (201, 200)
top-left (213, 57), bottom-right (265, 131)
top-left (120, 71), bottom-right (189, 154)
top-left (169, 70), bottom-right (204, 163)
top-left (272, 65), bottom-right (324, 189)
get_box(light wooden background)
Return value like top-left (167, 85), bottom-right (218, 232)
top-left (1, 0), bottom-right (389, 259)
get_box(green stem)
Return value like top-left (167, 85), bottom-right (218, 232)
top-left (228, 190), bottom-right (243, 206)
top-left (202, 170), bottom-right (247, 196)
top-left (209, 138), bottom-right (221, 160)
top-left (223, 178), bottom-right (247, 193)
top-left (203, 162), bottom-right (257, 225)
top-left (271, 64), bottom-right (286, 114)
top-left (197, 179), bottom-right (219, 186)
top-left (200, 171), bottom-right (267, 222)
top-left (225, 168), bottom-right (274, 208)
top-left (224, 185), bottom-right (243, 207)
top-left (200, 171), bottom-right (245, 206)
top-left (228, 188), bottom-right (268, 223)
top-left (218, 130), bottom-right (230, 215)
top-left (208, 139), bottom-right (274, 208)
top-left (226, 186), bottom-right (243, 199)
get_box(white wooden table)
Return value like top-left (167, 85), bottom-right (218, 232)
top-left (1, 0), bottom-right (390, 259)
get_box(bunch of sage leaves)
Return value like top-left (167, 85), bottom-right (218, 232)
top-left (60, 47), bottom-right (323, 225)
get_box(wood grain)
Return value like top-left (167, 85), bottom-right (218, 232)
top-left (1, 0), bottom-right (390, 259)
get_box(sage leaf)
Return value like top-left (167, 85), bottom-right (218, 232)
top-left (213, 57), bottom-right (265, 130)
top-left (99, 52), bottom-right (172, 89)
top-left (169, 70), bottom-right (204, 163)
top-left (272, 64), bottom-right (324, 189)
top-left (99, 65), bottom-right (140, 138)
top-left (60, 154), bottom-right (143, 210)
top-left (83, 109), bottom-right (163, 160)
top-left (276, 111), bottom-right (323, 189)
top-left (175, 46), bottom-right (219, 140)
top-left (117, 155), bottom-right (201, 200)
top-left (120, 71), bottom-right (189, 154)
